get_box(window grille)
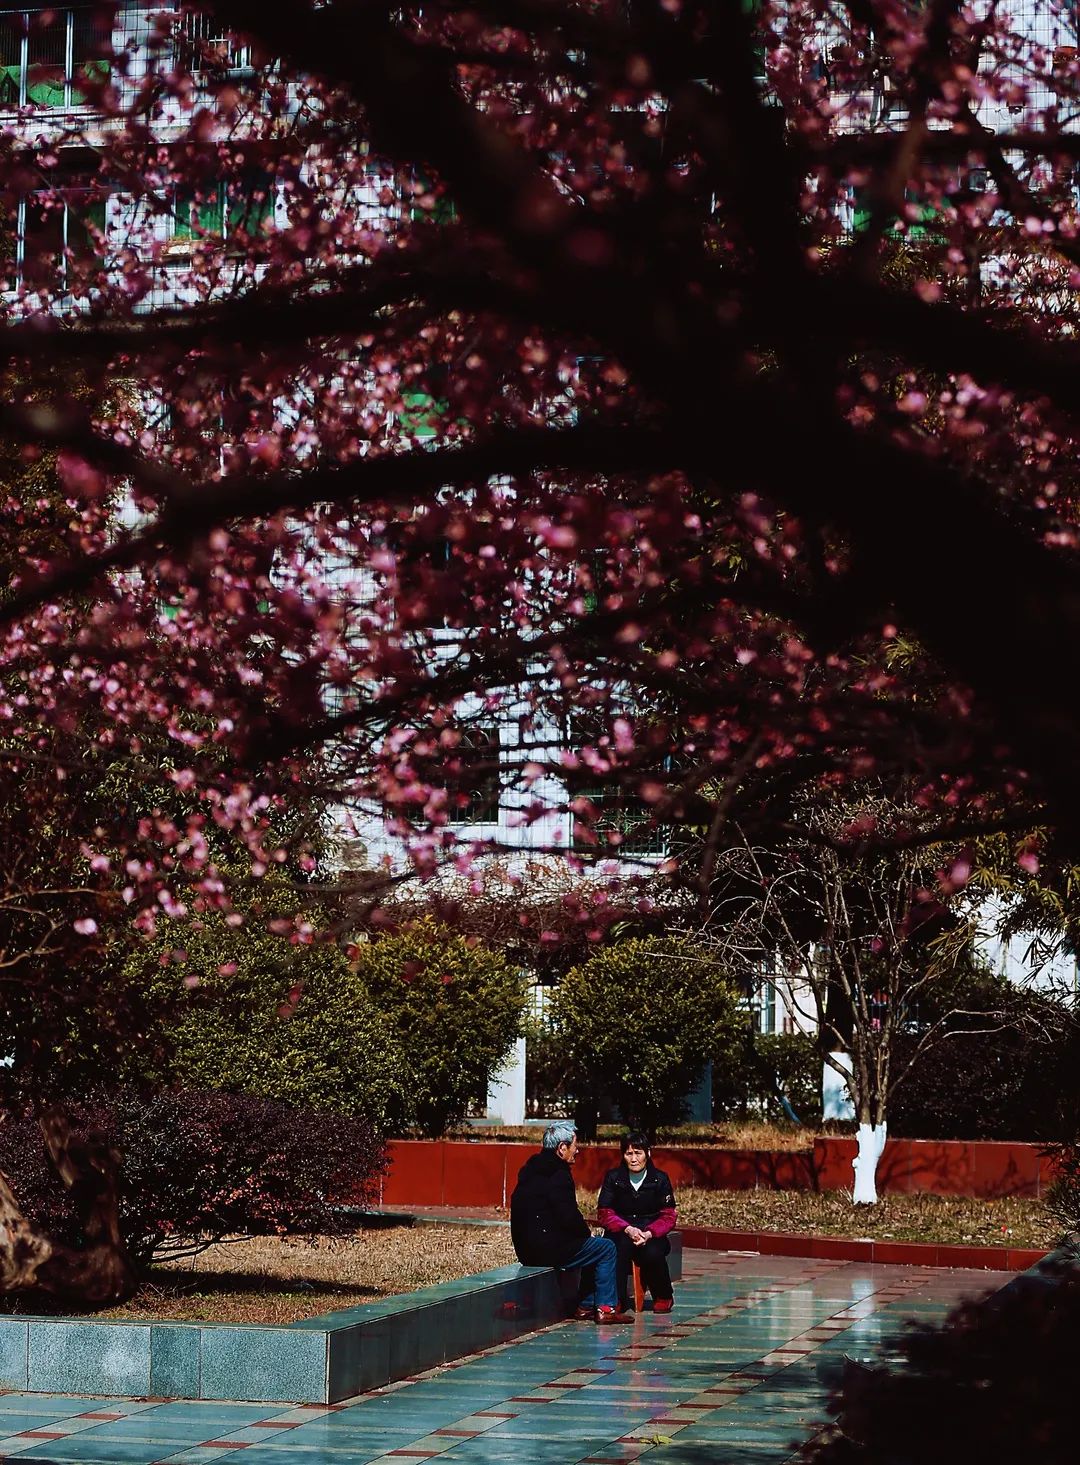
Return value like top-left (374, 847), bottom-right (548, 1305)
top-left (0, 5), bottom-right (111, 109)
top-left (453, 727), bottom-right (501, 825)
top-left (177, 9), bottom-right (251, 74)
top-left (528, 982), bottom-right (554, 1028)
top-left (2, 185), bottom-right (106, 290)
top-left (563, 708), bottom-right (667, 857)
top-left (571, 786), bottom-right (666, 856)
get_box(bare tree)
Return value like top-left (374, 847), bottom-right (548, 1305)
top-left (703, 793), bottom-right (1012, 1201)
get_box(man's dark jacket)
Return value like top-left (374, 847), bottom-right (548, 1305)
top-left (510, 1149), bottom-right (590, 1267)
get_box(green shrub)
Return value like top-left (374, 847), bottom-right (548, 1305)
top-left (550, 936), bottom-right (742, 1131)
top-left (759, 1032), bottom-right (823, 1124)
top-left (121, 908), bottom-right (407, 1128)
top-left (888, 977), bottom-right (1077, 1142)
top-left (352, 919), bottom-right (527, 1137)
top-left (712, 1031), bottom-right (823, 1125)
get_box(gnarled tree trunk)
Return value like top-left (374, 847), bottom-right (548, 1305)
top-left (0, 1108), bottom-right (136, 1304)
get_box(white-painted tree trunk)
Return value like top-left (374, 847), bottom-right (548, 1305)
top-left (852, 1121), bottom-right (887, 1205)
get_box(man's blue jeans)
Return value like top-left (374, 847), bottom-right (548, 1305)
top-left (560, 1234), bottom-right (617, 1310)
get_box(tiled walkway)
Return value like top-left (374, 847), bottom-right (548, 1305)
top-left (0, 1251), bottom-right (1011, 1465)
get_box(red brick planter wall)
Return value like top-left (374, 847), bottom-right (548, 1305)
top-left (813, 1137), bottom-right (1055, 1199)
top-left (378, 1137), bottom-right (1056, 1206)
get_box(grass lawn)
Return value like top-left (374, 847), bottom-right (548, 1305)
top-left (0, 1224), bottom-right (518, 1325)
top-left (575, 1187), bottom-right (1056, 1250)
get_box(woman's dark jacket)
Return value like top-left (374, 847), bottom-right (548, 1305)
top-left (510, 1150), bottom-right (591, 1267)
top-left (597, 1163), bottom-right (678, 1237)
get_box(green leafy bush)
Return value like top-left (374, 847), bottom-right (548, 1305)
top-left (0, 1090), bottom-right (386, 1271)
top-left (352, 920), bottom-right (527, 1136)
top-left (712, 1031), bottom-right (823, 1125)
top-left (121, 907), bottom-right (407, 1128)
top-left (759, 1032), bottom-right (823, 1123)
top-left (1044, 1147), bottom-right (1080, 1235)
top-left (888, 977), bottom-right (1077, 1142)
top-left (550, 936), bottom-right (742, 1131)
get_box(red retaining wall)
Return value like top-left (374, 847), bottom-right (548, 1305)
top-left (812, 1137), bottom-right (1055, 1198)
top-left (378, 1137), bottom-right (1056, 1206)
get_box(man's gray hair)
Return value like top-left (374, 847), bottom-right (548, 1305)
top-left (542, 1121), bottom-right (577, 1151)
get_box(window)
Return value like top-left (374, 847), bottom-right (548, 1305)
top-left (452, 727), bottom-right (501, 825)
top-left (385, 523), bottom-right (488, 630)
top-left (571, 786), bottom-right (666, 856)
top-left (2, 185), bottom-right (106, 290)
top-left (739, 0), bottom-right (767, 81)
top-left (756, 980), bottom-right (778, 1035)
top-left (0, 6), bottom-right (111, 109)
top-left (406, 169), bottom-right (457, 227)
top-left (177, 10), bottom-right (252, 75)
top-left (168, 171), bottom-right (276, 246)
top-left (850, 184), bottom-right (944, 243)
top-left (566, 709), bottom-right (667, 858)
top-left (528, 981), bottom-right (555, 1029)
top-left (397, 390), bottom-right (444, 443)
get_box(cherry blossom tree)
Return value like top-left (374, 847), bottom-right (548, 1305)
top-left (0, 0), bottom-right (1079, 1291)
top-left (7, 0), bottom-right (1080, 879)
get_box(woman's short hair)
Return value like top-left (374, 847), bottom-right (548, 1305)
top-left (543, 1121), bottom-right (577, 1151)
top-left (621, 1130), bottom-right (651, 1155)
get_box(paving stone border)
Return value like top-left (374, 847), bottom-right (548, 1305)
top-left (0, 1236), bottom-right (684, 1406)
top-left (678, 1223), bottom-right (1047, 1270)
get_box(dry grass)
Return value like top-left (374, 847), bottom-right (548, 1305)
top-left (575, 1187), bottom-right (1056, 1250)
top-left (459, 1122), bottom-right (816, 1150)
top-left (0, 1224), bottom-right (518, 1326)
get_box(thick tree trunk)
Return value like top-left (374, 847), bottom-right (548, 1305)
top-left (0, 1109), bottom-right (136, 1304)
top-left (852, 1120), bottom-right (887, 1205)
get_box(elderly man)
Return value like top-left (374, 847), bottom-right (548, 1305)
top-left (509, 1121), bottom-right (631, 1323)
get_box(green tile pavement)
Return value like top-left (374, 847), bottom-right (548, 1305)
top-left (0, 1251), bottom-right (1013, 1464)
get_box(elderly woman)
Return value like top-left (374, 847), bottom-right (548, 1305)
top-left (597, 1131), bottom-right (678, 1314)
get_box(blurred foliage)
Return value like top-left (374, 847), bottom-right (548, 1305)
top-left (801, 1250), bottom-right (1080, 1465)
top-left (1044, 1149), bottom-right (1080, 1236)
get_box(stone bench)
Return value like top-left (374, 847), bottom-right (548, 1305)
top-left (0, 1232), bottom-right (685, 1405)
